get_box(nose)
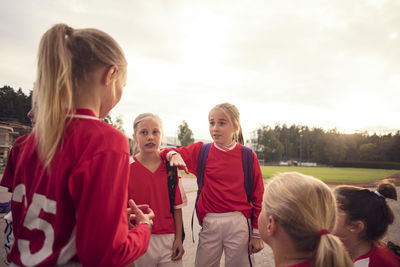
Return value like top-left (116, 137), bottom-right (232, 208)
top-left (147, 133), bottom-right (154, 140)
top-left (27, 109), bottom-right (33, 120)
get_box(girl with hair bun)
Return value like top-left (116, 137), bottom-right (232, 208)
top-left (334, 180), bottom-right (400, 267)
top-left (259, 172), bottom-right (353, 267)
top-left (5, 23), bottom-right (154, 266)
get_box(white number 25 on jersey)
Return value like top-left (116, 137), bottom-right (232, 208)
top-left (13, 184), bottom-right (56, 266)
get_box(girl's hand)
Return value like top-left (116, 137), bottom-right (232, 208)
top-left (128, 199), bottom-right (155, 230)
top-left (171, 238), bottom-right (184, 261)
top-left (249, 237), bottom-right (264, 254)
top-left (170, 153), bottom-right (189, 174)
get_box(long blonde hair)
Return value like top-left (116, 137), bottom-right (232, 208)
top-left (34, 23), bottom-right (126, 169)
top-left (210, 103), bottom-right (244, 144)
top-left (262, 172), bottom-right (353, 267)
top-left (132, 113), bottom-right (163, 155)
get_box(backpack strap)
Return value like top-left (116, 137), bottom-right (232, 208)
top-left (166, 161), bottom-right (178, 214)
top-left (166, 161), bottom-right (185, 242)
top-left (196, 143), bottom-right (212, 193)
top-left (191, 143), bottom-right (212, 242)
top-left (242, 146), bottom-right (254, 203)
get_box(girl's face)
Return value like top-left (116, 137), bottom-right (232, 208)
top-left (333, 208), bottom-right (353, 249)
top-left (209, 108), bottom-right (237, 146)
top-left (134, 118), bottom-right (162, 154)
top-left (100, 67), bottom-right (126, 118)
top-left (258, 208), bottom-right (270, 245)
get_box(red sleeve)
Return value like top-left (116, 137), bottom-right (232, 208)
top-left (250, 151), bottom-right (264, 229)
top-left (164, 142), bottom-right (204, 175)
top-left (69, 150), bottom-right (150, 266)
top-left (1, 135), bottom-right (27, 191)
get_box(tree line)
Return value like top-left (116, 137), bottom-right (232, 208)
top-left (2, 85), bottom-right (399, 168)
top-left (250, 124), bottom-right (400, 167)
top-left (0, 85), bottom-right (32, 124)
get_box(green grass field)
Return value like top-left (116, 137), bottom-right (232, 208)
top-left (260, 166), bottom-right (400, 183)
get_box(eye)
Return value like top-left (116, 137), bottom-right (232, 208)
top-left (140, 130), bottom-right (148, 135)
top-left (153, 130), bottom-right (160, 135)
top-left (209, 121), bottom-right (215, 126)
top-left (218, 121), bottom-right (226, 126)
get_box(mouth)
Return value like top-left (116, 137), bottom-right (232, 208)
top-left (145, 143), bottom-right (156, 147)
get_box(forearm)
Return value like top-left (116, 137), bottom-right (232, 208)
top-left (173, 208), bottom-right (183, 240)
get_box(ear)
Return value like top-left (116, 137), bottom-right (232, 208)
top-left (347, 220), bottom-right (365, 235)
top-left (104, 65), bottom-right (118, 86)
top-left (266, 215), bottom-right (278, 236)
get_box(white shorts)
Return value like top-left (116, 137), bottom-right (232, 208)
top-left (134, 233), bottom-right (183, 267)
top-left (195, 212), bottom-right (253, 267)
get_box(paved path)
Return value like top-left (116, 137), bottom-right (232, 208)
top-left (0, 178), bottom-right (398, 267)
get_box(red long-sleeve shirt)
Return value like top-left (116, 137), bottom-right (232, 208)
top-left (3, 109), bottom-right (150, 267)
top-left (160, 142), bottom-right (264, 230)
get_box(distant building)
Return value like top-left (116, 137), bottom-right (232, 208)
top-left (0, 121), bottom-right (31, 161)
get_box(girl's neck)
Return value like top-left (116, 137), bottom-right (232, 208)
top-left (273, 249), bottom-right (312, 267)
top-left (136, 151), bottom-right (161, 164)
top-left (349, 239), bottom-right (373, 261)
top-left (270, 231), bottom-right (313, 267)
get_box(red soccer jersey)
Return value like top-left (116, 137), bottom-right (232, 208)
top-left (1, 135), bottom-right (28, 191)
top-left (160, 142), bottom-right (264, 230)
top-left (354, 243), bottom-right (400, 267)
top-left (286, 259), bottom-right (313, 267)
top-left (128, 157), bottom-right (187, 234)
top-left (7, 109), bottom-right (150, 267)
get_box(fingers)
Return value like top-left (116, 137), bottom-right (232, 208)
top-left (128, 199), bottom-right (141, 214)
top-left (183, 166), bottom-right (189, 174)
top-left (147, 208), bottom-right (155, 220)
top-left (171, 245), bottom-right (184, 261)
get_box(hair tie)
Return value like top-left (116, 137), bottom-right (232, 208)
top-left (374, 191), bottom-right (385, 198)
top-left (317, 229), bottom-right (330, 238)
top-left (65, 26), bottom-right (73, 38)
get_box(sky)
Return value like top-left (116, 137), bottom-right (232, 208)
top-left (1, 0), bottom-right (399, 140)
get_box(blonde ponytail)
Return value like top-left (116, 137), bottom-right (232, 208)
top-left (34, 23), bottom-right (127, 169)
top-left (315, 234), bottom-right (353, 267)
top-left (34, 24), bottom-right (74, 169)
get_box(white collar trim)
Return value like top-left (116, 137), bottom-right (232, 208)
top-left (68, 114), bottom-right (100, 121)
top-left (214, 141), bottom-right (237, 152)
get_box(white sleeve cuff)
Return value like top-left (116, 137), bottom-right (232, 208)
top-left (252, 228), bottom-right (261, 238)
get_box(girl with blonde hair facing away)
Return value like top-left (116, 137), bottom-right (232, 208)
top-left (129, 113), bottom-right (187, 267)
top-left (5, 24), bottom-right (154, 266)
top-left (334, 181), bottom-right (400, 267)
top-left (162, 103), bottom-right (265, 267)
top-left (259, 172), bottom-right (353, 267)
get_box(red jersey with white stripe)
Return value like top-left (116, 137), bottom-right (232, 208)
top-left (354, 243), bottom-right (400, 267)
top-left (1, 135), bottom-right (28, 190)
top-left (128, 157), bottom-right (187, 234)
top-left (6, 109), bottom-right (150, 267)
top-left (160, 142), bottom-right (264, 230)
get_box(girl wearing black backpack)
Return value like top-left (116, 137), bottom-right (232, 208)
top-left (129, 113), bottom-right (187, 267)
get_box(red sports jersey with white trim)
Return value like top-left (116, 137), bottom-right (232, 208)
top-left (6, 109), bottom-right (150, 267)
top-left (354, 243), bottom-right (400, 267)
top-left (1, 135), bottom-right (28, 190)
top-left (128, 157), bottom-right (187, 234)
top-left (160, 142), bottom-right (264, 230)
